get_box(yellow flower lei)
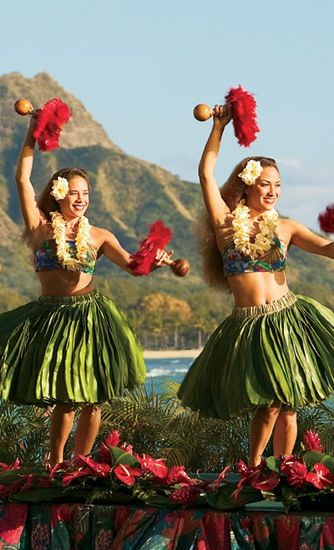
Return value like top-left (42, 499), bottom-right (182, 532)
top-left (232, 202), bottom-right (278, 260)
top-left (50, 211), bottom-right (91, 270)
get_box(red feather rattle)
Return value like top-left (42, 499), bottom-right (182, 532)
top-left (318, 204), bottom-right (334, 234)
top-left (14, 97), bottom-right (72, 152)
top-left (129, 220), bottom-right (190, 277)
top-left (193, 85), bottom-right (260, 147)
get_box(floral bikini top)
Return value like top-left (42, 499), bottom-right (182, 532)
top-left (34, 239), bottom-right (97, 275)
top-left (221, 236), bottom-right (287, 277)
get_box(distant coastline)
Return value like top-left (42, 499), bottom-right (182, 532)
top-left (143, 349), bottom-right (202, 359)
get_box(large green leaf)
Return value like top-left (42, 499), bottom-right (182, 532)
top-left (303, 450), bottom-right (334, 472)
top-left (111, 447), bottom-right (139, 466)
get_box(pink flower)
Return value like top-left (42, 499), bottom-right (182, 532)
top-left (113, 464), bottom-right (143, 486)
top-left (305, 463), bottom-right (334, 490)
top-left (303, 430), bottom-right (324, 453)
top-left (280, 456), bottom-right (308, 488)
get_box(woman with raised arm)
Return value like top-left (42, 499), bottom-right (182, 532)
top-left (178, 105), bottom-right (334, 466)
top-left (0, 116), bottom-right (170, 466)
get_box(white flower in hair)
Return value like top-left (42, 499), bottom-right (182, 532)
top-left (50, 176), bottom-right (69, 200)
top-left (238, 160), bottom-right (263, 186)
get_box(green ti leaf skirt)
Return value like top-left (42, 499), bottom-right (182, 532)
top-left (0, 289), bottom-right (146, 406)
top-left (178, 291), bottom-right (334, 419)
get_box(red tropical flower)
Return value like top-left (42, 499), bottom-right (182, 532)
top-left (62, 468), bottom-right (92, 486)
top-left (233, 459), bottom-right (279, 499)
top-left (0, 458), bottom-right (21, 471)
top-left (251, 471), bottom-right (280, 491)
top-left (99, 430), bottom-right (121, 463)
top-left (214, 466), bottom-right (231, 490)
top-left (164, 465), bottom-right (194, 486)
top-left (135, 453), bottom-right (168, 479)
top-left (303, 430), bottom-right (324, 452)
top-left (280, 456), bottom-right (308, 488)
top-left (73, 455), bottom-right (111, 478)
top-left (113, 464), bottom-right (143, 486)
top-left (305, 463), bottom-right (334, 490)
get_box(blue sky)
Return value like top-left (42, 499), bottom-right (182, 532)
top-left (1, 0), bottom-right (334, 229)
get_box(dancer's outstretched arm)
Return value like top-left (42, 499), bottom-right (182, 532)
top-left (15, 116), bottom-right (45, 232)
top-left (287, 219), bottom-right (334, 258)
top-left (198, 104), bottom-right (232, 227)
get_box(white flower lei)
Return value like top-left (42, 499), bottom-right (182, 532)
top-left (232, 202), bottom-right (278, 260)
top-left (50, 211), bottom-right (91, 270)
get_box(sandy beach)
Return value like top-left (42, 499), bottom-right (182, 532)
top-left (143, 349), bottom-right (202, 359)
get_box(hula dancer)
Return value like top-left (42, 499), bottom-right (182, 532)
top-left (178, 104), bottom-right (334, 466)
top-left (0, 115), bottom-right (170, 465)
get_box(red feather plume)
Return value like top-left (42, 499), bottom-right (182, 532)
top-left (318, 204), bottom-right (334, 234)
top-left (129, 220), bottom-right (173, 276)
top-left (225, 85), bottom-right (259, 147)
top-left (33, 97), bottom-right (72, 152)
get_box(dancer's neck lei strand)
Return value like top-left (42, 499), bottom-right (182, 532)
top-left (232, 201), bottom-right (278, 260)
top-left (50, 211), bottom-right (91, 270)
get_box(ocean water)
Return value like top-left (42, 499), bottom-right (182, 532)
top-left (144, 357), bottom-right (193, 394)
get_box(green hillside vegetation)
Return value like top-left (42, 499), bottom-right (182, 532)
top-left (0, 71), bottom-right (333, 347)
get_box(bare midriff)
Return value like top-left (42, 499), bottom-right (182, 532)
top-left (38, 271), bottom-right (95, 297)
top-left (228, 271), bottom-right (290, 307)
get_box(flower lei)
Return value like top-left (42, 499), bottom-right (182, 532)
top-left (238, 159), bottom-right (263, 186)
top-left (50, 211), bottom-right (91, 270)
top-left (232, 201), bottom-right (278, 260)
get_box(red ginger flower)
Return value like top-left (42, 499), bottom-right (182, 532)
top-left (170, 483), bottom-right (201, 505)
top-left (303, 430), bottom-right (324, 452)
top-left (280, 455), bottom-right (308, 488)
top-left (305, 463), bottom-right (334, 490)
